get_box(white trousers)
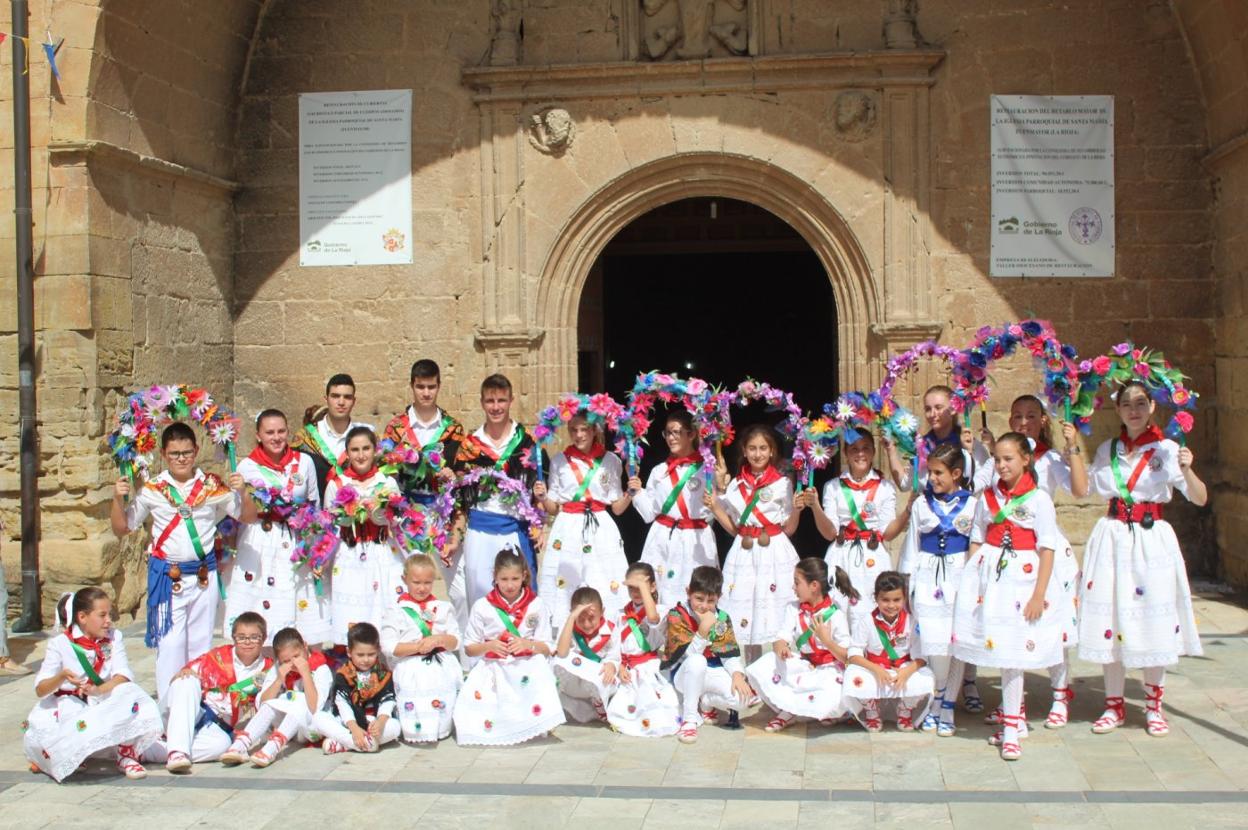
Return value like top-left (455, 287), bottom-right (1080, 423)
top-left (155, 571), bottom-right (220, 705)
top-left (673, 652), bottom-right (744, 726)
top-left (245, 698), bottom-right (319, 743)
top-left (146, 675), bottom-right (234, 763)
top-left (310, 711), bottom-right (401, 751)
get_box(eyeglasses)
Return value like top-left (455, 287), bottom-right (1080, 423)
top-left (663, 429), bottom-right (689, 438)
top-left (233, 634), bottom-right (264, 644)
top-left (166, 450), bottom-right (196, 460)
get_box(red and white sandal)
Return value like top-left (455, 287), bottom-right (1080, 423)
top-left (322, 739), bottom-right (349, 755)
top-left (765, 712), bottom-right (796, 733)
top-left (165, 750), bottom-right (192, 774)
top-left (220, 732), bottom-right (251, 766)
top-left (1144, 684), bottom-right (1169, 737)
top-left (998, 740), bottom-right (1022, 761)
top-left (1046, 687), bottom-right (1074, 729)
top-left (677, 722), bottom-right (699, 744)
top-left (896, 705), bottom-right (916, 732)
top-left (1091, 696), bottom-right (1126, 734)
top-left (116, 745), bottom-right (147, 780)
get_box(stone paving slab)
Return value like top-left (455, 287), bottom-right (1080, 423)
top-left (1, 592), bottom-right (1247, 828)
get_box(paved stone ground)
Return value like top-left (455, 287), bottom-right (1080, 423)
top-left (2, 589), bottom-right (1248, 828)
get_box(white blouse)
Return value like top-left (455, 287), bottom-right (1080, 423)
top-left (380, 597), bottom-right (461, 659)
top-left (1089, 437), bottom-right (1189, 504)
top-left (719, 473), bottom-right (793, 529)
top-left (820, 470), bottom-right (897, 533)
top-left (464, 593), bottom-right (555, 656)
top-left (36, 626), bottom-right (133, 696)
top-left (547, 450), bottom-right (624, 505)
top-left (126, 469), bottom-right (240, 563)
top-left (632, 458), bottom-right (710, 523)
top-left (970, 484), bottom-right (1060, 552)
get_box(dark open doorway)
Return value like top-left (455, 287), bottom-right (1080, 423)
top-left (577, 197), bottom-right (839, 562)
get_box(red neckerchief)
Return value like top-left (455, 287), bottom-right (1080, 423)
top-left (736, 465), bottom-right (782, 528)
top-left (800, 595), bottom-right (833, 616)
top-left (564, 444), bottom-right (606, 465)
top-left (619, 601), bottom-right (650, 641)
top-left (284, 650), bottom-right (329, 690)
top-left (397, 592), bottom-right (435, 611)
top-left (994, 471), bottom-right (1036, 502)
top-left (467, 425), bottom-right (518, 462)
top-left (1033, 442), bottom-right (1051, 458)
top-left (484, 586), bottom-right (537, 658)
top-left (248, 445), bottom-right (297, 473)
top-left (341, 465), bottom-right (379, 483)
top-left (667, 453), bottom-right (701, 470)
top-left (1120, 425), bottom-right (1164, 453)
top-left (839, 470), bottom-right (881, 490)
top-left (574, 619), bottom-right (613, 655)
top-left (67, 627), bottom-right (106, 674)
top-left (872, 607), bottom-right (908, 639)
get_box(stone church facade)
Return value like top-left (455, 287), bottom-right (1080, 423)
top-left (0, 0), bottom-right (1244, 616)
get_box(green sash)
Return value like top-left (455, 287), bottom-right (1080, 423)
top-left (165, 485), bottom-right (207, 563)
top-left (569, 454), bottom-right (604, 503)
top-left (624, 617), bottom-right (653, 653)
top-left (493, 605), bottom-right (523, 638)
top-left (493, 429), bottom-right (526, 471)
top-left (307, 423), bottom-right (345, 476)
top-left (838, 479), bottom-right (873, 531)
top-left (402, 605), bottom-right (434, 637)
top-left (988, 487), bottom-right (1038, 524)
top-left (68, 640), bottom-right (104, 686)
top-left (226, 675), bottom-right (262, 698)
top-left (794, 605), bottom-right (837, 650)
top-left (875, 623), bottom-right (901, 662)
top-left (659, 462), bottom-right (702, 516)
top-left (573, 630), bottom-right (603, 663)
top-left (1109, 439), bottom-right (1155, 508)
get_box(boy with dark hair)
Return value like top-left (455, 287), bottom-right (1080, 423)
top-left (380, 358), bottom-right (466, 502)
top-left (111, 422), bottom-right (246, 703)
top-left (290, 373), bottom-right (373, 498)
top-left (145, 612), bottom-right (272, 773)
top-left (662, 566), bottom-right (757, 743)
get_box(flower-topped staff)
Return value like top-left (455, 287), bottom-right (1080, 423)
top-left (951, 320), bottom-right (1082, 429)
top-left (437, 466), bottom-right (548, 576)
top-left (1074, 342), bottom-right (1197, 443)
top-left (106, 385), bottom-right (241, 483)
top-left (625, 371), bottom-right (730, 494)
top-left (872, 341), bottom-right (961, 468)
top-left (287, 504), bottom-right (339, 597)
top-left (533, 392), bottom-right (628, 482)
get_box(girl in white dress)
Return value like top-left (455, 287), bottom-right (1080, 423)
top-left (606, 563), bottom-right (680, 737)
top-left (630, 410), bottom-right (718, 609)
top-left (534, 414), bottom-right (633, 627)
top-left (227, 409), bottom-right (328, 645)
top-left (746, 558), bottom-right (853, 732)
top-left (977, 395), bottom-right (1089, 729)
top-left (807, 433), bottom-right (898, 633)
top-left (884, 385), bottom-right (990, 712)
top-left (952, 433), bottom-right (1064, 761)
top-left (380, 555), bottom-right (462, 743)
top-left (324, 426), bottom-right (403, 647)
top-left (24, 589), bottom-right (162, 782)
top-left (893, 443), bottom-right (975, 736)
top-left (454, 549), bottom-right (565, 745)
top-left (707, 425), bottom-right (802, 652)
top-left (1078, 381), bottom-right (1207, 738)
top-left (842, 571), bottom-right (935, 732)
top-left (551, 587), bottom-right (620, 723)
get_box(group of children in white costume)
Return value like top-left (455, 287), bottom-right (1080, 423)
top-left (29, 365), bottom-right (1209, 780)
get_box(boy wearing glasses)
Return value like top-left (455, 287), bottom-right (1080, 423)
top-left (144, 612), bottom-right (272, 773)
top-left (630, 411), bottom-right (719, 608)
top-left (111, 422), bottom-right (246, 703)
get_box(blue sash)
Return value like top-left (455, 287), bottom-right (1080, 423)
top-left (918, 488), bottom-right (972, 557)
top-left (409, 493), bottom-right (436, 506)
top-left (145, 553), bottom-right (218, 648)
top-left (467, 509), bottom-right (537, 582)
top-left (194, 701), bottom-right (233, 737)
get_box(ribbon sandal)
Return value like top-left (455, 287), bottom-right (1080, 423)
top-left (1091, 696), bottom-right (1126, 733)
top-left (1046, 687), bottom-right (1074, 729)
top-left (765, 712), bottom-right (796, 733)
top-left (1144, 684), bottom-right (1169, 737)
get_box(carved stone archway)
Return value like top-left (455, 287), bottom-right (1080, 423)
top-left (532, 152), bottom-right (880, 404)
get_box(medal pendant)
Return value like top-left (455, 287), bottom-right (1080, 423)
top-left (741, 535), bottom-right (754, 550)
top-left (171, 581), bottom-right (182, 594)
top-left (867, 536), bottom-right (879, 551)
top-left (262, 520), bottom-right (274, 532)
top-left (168, 563), bottom-right (182, 581)
top-left (197, 565), bottom-right (209, 587)
top-left (177, 505), bottom-right (192, 520)
top-left (1141, 513), bottom-right (1155, 530)
top-left (759, 531), bottom-right (771, 547)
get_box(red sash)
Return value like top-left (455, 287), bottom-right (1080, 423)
top-left (151, 478), bottom-right (207, 559)
top-left (1108, 500), bottom-right (1164, 523)
top-left (656, 514), bottom-right (707, 530)
top-left (666, 454), bottom-right (702, 522)
top-left (796, 598), bottom-right (838, 667)
top-left (561, 500), bottom-right (607, 513)
top-left (867, 609), bottom-right (911, 669)
top-left (194, 645), bottom-right (274, 726)
top-left (983, 479), bottom-right (1039, 550)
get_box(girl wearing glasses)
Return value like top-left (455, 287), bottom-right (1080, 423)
top-left (630, 411), bottom-right (719, 609)
top-left (111, 422), bottom-right (246, 704)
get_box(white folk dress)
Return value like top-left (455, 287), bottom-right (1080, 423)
top-left (324, 470), bottom-right (404, 645)
top-left (380, 594), bottom-right (463, 742)
top-left (719, 468), bottom-right (799, 646)
top-left (632, 455), bottom-right (718, 609)
top-left (900, 490), bottom-right (976, 657)
top-left (975, 444), bottom-right (1082, 651)
top-left (952, 478), bottom-right (1065, 670)
top-left (453, 590), bottom-right (565, 746)
top-left (538, 447), bottom-right (629, 628)
top-left (1077, 434), bottom-right (1202, 668)
top-left (605, 603), bottom-right (680, 737)
top-left (842, 609), bottom-right (935, 721)
top-left (821, 470), bottom-right (898, 632)
top-left (551, 617), bottom-right (620, 722)
top-left (746, 597), bottom-right (851, 720)
top-left (227, 451), bottom-right (327, 645)
top-left (24, 627), bottom-right (162, 782)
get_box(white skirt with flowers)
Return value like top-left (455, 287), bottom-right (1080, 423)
top-left (23, 684), bottom-right (162, 782)
top-left (746, 652), bottom-right (846, 720)
top-left (453, 655), bottom-right (565, 746)
top-left (393, 651), bottom-right (463, 742)
top-left (606, 658), bottom-right (680, 737)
